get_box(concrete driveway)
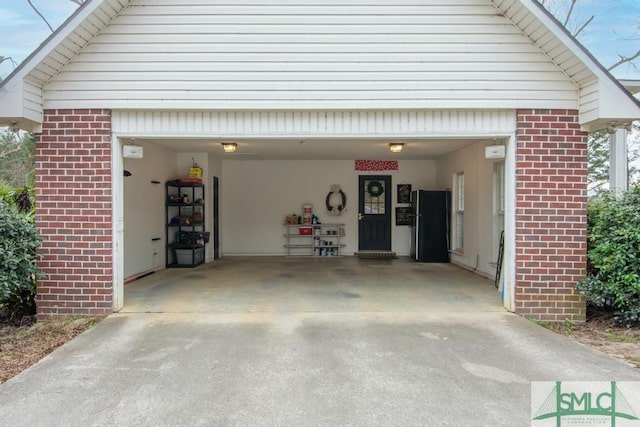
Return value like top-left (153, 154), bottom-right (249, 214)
top-left (1, 258), bottom-right (639, 426)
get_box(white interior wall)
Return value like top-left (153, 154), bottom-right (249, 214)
top-left (221, 160), bottom-right (437, 256)
top-left (122, 143), bottom-right (497, 273)
top-left (123, 141), bottom-right (177, 279)
top-left (124, 150), bottom-right (222, 278)
top-left (435, 142), bottom-right (503, 278)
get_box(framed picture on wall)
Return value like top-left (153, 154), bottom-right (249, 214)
top-left (396, 207), bottom-right (413, 226)
top-left (397, 184), bottom-right (412, 204)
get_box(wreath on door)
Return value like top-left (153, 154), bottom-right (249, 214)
top-left (367, 181), bottom-right (384, 198)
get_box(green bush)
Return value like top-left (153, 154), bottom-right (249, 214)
top-left (0, 199), bottom-right (41, 319)
top-left (576, 186), bottom-right (640, 327)
top-left (0, 186), bottom-right (34, 217)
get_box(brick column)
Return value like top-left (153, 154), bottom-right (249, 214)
top-left (35, 109), bottom-right (113, 318)
top-left (514, 109), bottom-right (587, 322)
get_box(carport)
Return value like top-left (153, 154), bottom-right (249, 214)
top-left (115, 115), bottom-right (516, 314)
top-left (114, 123), bottom-right (514, 311)
top-left (122, 257), bottom-right (502, 314)
top-left (5, 0), bottom-right (640, 321)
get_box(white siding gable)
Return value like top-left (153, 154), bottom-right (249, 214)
top-left (43, 0), bottom-right (579, 110)
top-left (0, 79), bottom-right (42, 124)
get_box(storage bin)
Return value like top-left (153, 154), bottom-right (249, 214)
top-left (175, 247), bottom-right (204, 265)
top-left (299, 227), bottom-right (313, 235)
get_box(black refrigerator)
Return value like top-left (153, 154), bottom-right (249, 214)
top-left (410, 190), bottom-right (451, 263)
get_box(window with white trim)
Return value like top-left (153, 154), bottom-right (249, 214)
top-left (454, 172), bottom-right (464, 251)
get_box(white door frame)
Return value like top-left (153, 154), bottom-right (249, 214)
top-left (112, 135), bottom-right (124, 311)
top-left (502, 133), bottom-right (517, 311)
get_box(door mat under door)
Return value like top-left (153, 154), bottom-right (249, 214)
top-left (354, 251), bottom-right (398, 259)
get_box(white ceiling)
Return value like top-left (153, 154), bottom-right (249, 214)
top-left (139, 137), bottom-right (496, 160)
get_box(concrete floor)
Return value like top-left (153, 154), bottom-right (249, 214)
top-left (3, 257), bottom-right (640, 425)
top-left (123, 256), bottom-right (503, 314)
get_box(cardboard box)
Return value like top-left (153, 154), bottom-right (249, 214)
top-left (285, 215), bottom-right (298, 224)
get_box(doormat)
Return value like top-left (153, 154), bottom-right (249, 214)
top-left (354, 251), bottom-right (398, 259)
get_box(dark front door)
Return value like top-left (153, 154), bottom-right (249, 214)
top-left (358, 175), bottom-right (392, 251)
top-left (213, 176), bottom-right (220, 259)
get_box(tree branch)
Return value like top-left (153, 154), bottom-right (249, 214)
top-left (608, 48), bottom-right (640, 71)
top-left (573, 15), bottom-right (594, 39)
top-left (563, 0), bottom-right (577, 27)
top-left (0, 56), bottom-right (19, 68)
top-left (26, 0), bottom-right (54, 32)
top-left (0, 146), bottom-right (23, 160)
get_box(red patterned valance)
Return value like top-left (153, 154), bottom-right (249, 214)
top-left (355, 160), bottom-right (399, 171)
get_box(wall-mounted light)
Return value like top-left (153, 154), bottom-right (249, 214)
top-left (485, 145), bottom-right (506, 159)
top-left (123, 145), bottom-right (144, 159)
top-left (389, 143), bottom-right (404, 153)
top-left (606, 121), bottom-right (618, 135)
top-left (221, 143), bottom-right (237, 153)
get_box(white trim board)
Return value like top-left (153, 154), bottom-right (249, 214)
top-left (112, 109), bottom-right (517, 137)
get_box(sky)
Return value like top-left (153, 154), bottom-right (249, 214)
top-left (0, 0), bottom-right (639, 81)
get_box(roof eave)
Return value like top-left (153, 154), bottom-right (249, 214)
top-left (517, 0), bottom-right (640, 121)
top-left (619, 80), bottom-right (640, 95)
top-left (0, 0), bottom-right (124, 132)
top-left (0, 0), bottom-right (102, 90)
top-left (1, 0), bottom-right (638, 133)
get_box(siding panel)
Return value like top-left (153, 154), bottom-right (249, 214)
top-left (23, 80), bottom-right (43, 123)
top-left (579, 81), bottom-right (599, 122)
top-left (44, 0), bottom-right (579, 110)
top-left (112, 109), bottom-right (517, 137)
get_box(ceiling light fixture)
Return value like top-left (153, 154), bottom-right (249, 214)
top-left (221, 142), bottom-right (237, 153)
top-left (389, 143), bottom-right (404, 153)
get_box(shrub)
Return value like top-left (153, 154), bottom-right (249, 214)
top-left (0, 186), bottom-right (35, 218)
top-left (576, 186), bottom-right (640, 327)
top-left (0, 199), bottom-right (41, 319)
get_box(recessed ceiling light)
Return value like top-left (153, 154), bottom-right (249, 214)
top-left (221, 142), bottom-right (237, 153)
top-left (389, 143), bottom-right (404, 153)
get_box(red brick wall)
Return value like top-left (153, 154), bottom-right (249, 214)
top-left (515, 109), bottom-right (587, 322)
top-left (35, 109), bottom-right (113, 318)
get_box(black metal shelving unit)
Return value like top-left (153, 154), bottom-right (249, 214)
top-left (165, 180), bottom-right (207, 268)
